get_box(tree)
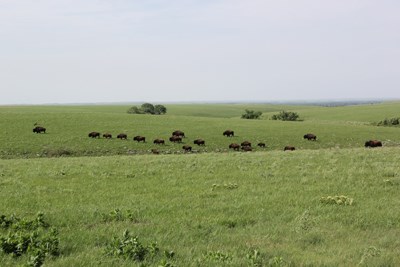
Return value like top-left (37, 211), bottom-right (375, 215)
top-left (140, 103), bottom-right (155, 114)
top-left (241, 109), bottom-right (262, 119)
top-left (154, 104), bottom-right (167, 115)
top-left (127, 103), bottom-right (167, 115)
top-left (271, 110), bottom-right (300, 121)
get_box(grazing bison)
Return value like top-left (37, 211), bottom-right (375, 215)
top-left (172, 130), bottom-right (185, 138)
top-left (284, 146), bottom-right (295, 151)
top-left (169, 136), bottom-right (182, 143)
top-left (33, 126), bottom-right (46, 134)
top-left (153, 139), bottom-right (165, 145)
top-left (241, 141), bottom-right (251, 147)
top-left (193, 139), bottom-right (205, 146)
top-left (257, 142), bottom-right (266, 148)
top-left (223, 130), bottom-right (234, 137)
top-left (365, 140), bottom-right (382, 148)
top-left (182, 145), bottom-right (192, 152)
top-left (151, 149), bottom-right (160, 154)
top-left (304, 133), bottom-right (317, 141)
top-left (241, 146), bottom-right (252, 152)
top-left (133, 136), bottom-right (146, 142)
top-left (229, 143), bottom-right (240, 151)
top-left (117, 133), bottom-right (128, 140)
top-left (88, 132), bottom-right (100, 138)
top-left (103, 133), bottom-right (112, 139)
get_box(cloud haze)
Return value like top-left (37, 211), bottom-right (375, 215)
top-left (1, 0), bottom-right (400, 104)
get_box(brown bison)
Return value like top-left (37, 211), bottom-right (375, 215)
top-left (241, 146), bottom-right (252, 152)
top-left (182, 145), bottom-right (192, 152)
top-left (241, 141), bottom-right (251, 147)
top-left (169, 136), bottom-right (182, 143)
top-left (133, 136), bottom-right (146, 142)
top-left (257, 142), bottom-right (266, 147)
top-left (304, 133), bottom-right (317, 141)
top-left (33, 126), bottom-right (46, 133)
top-left (153, 139), bottom-right (165, 145)
top-left (103, 133), bottom-right (112, 139)
top-left (172, 130), bottom-right (185, 138)
top-left (151, 149), bottom-right (160, 154)
top-left (117, 133), bottom-right (128, 140)
top-left (223, 130), bottom-right (234, 137)
top-left (284, 146), bottom-right (295, 151)
top-left (193, 139), bottom-right (205, 146)
top-left (229, 143), bottom-right (240, 151)
top-left (88, 131), bottom-right (100, 138)
top-left (365, 140), bottom-right (382, 148)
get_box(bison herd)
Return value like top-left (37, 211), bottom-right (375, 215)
top-left (33, 125), bottom-right (385, 154)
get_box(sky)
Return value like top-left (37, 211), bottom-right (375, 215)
top-left (1, 0), bottom-right (400, 104)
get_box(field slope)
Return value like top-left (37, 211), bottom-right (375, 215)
top-left (1, 102), bottom-right (400, 266)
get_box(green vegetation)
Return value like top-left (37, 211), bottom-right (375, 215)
top-left (241, 109), bottom-right (262, 119)
top-left (1, 101), bottom-right (400, 266)
top-left (271, 110), bottom-right (300, 121)
top-left (127, 103), bottom-right (167, 115)
top-left (377, 117), bottom-right (400, 126)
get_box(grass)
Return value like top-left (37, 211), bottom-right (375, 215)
top-left (1, 102), bottom-right (400, 159)
top-left (1, 102), bottom-right (400, 266)
top-left (1, 149), bottom-right (400, 266)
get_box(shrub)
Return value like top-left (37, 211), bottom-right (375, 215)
top-left (271, 110), bottom-right (300, 121)
top-left (241, 109), bottom-right (262, 119)
top-left (127, 103), bottom-right (167, 115)
top-left (0, 213), bottom-right (59, 267)
top-left (105, 230), bottom-right (159, 261)
top-left (376, 117), bottom-right (400, 126)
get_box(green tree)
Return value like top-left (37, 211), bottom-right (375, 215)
top-left (127, 103), bottom-right (167, 115)
top-left (154, 104), bottom-right (167, 115)
top-left (241, 109), bottom-right (262, 119)
top-left (140, 103), bottom-right (155, 114)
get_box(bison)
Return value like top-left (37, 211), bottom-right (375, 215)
top-left (241, 141), bottom-right (251, 147)
top-left (117, 133), bottom-right (128, 140)
top-left (284, 146), bottom-right (295, 151)
top-left (33, 126), bottom-right (46, 134)
top-left (172, 130), bottom-right (185, 138)
top-left (88, 132), bottom-right (100, 138)
top-left (229, 143), bottom-right (240, 151)
top-left (169, 136), bottom-right (182, 143)
top-left (103, 133), bottom-right (112, 139)
top-left (153, 139), bottom-right (165, 145)
top-left (241, 146), bottom-right (252, 152)
top-left (304, 133), bottom-right (317, 141)
top-left (151, 149), bottom-right (160, 154)
top-left (257, 142), bottom-right (266, 148)
top-left (223, 130), bottom-right (234, 137)
top-left (133, 136), bottom-right (146, 142)
top-left (193, 139), bottom-right (205, 146)
top-left (365, 140), bottom-right (382, 148)
top-left (182, 145), bottom-right (192, 152)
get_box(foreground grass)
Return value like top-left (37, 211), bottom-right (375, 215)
top-left (1, 148), bottom-right (400, 266)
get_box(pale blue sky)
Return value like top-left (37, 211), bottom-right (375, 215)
top-left (1, 0), bottom-right (399, 104)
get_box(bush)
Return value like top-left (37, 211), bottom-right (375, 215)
top-left (241, 109), bottom-right (262, 119)
top-left (127, 103), bottom-right (167, 115)
top-left (376, 117), bottom-right (400, 126)
top-left (271, 110), bottom-right (300, 121)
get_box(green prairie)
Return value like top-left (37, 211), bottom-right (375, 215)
top-left (1, 102), bottom-right (400, 266)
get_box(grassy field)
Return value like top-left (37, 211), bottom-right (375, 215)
top-left (0, 102), bottom-right (399, 159)
top-left (1, 102), bottom-right (400, 266)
